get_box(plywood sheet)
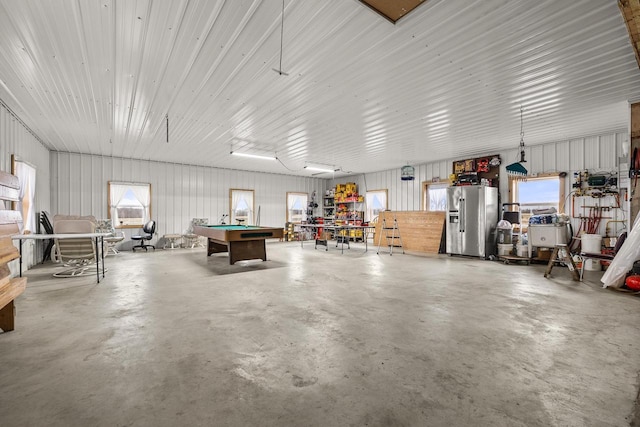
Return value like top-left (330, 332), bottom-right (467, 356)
top-left (359, 0), bottom-right (427, 23)
top-left (632, 102), bottom-right (640, 138)
top-left (619, 0), bottom-right (640, 68)
top-left (374, 211), bottom-right (445, 254)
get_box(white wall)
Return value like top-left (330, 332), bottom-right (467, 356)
top-left (333, 131), bottom-right (629, 237)
top-left (50, 152), bottom-right (327, 248)
top-left (0, 103), bottom-right (51, 269)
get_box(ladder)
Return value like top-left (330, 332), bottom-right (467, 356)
top-left (376, 217), bottom-right (404, 255)
top-left (543, 244), bottom-right (580, 281)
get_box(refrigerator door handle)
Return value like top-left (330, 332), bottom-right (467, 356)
top-left (460, 198), bottom-right (465, 232)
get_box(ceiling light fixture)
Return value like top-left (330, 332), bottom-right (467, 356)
top-left (304, 165), bottom-right (335, 173)
top-left (304, 162), bottom-right (338, 173)
top-left (505, 106), bottom-right (528, 178)
top-left (230, 151), bottom-right (276, 160)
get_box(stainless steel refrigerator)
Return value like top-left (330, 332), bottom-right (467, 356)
top-left (446, 186), bottom-right (498, 258)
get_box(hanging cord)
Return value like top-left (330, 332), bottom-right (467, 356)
top-left (276, 156), bottom-right (299, 172)
top-left (279, 0), bottom-right (285, 73)
top-left (272, 0), bottom-right (288, 75)
top-left (166, 114), bottom-right (169, 143)
top-left (518, 106), bottom-right (526, 162)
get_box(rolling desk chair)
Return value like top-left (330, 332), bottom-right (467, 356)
top-left (132, 220), bottom-right (156, 251)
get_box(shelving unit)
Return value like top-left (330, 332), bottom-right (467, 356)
top-left (334, 182), bottom-right (365, 241)
top-left (323, 196), bottom-right (335, 221)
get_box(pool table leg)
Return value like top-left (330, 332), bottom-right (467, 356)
top-left (228, 240), bottom-right (267, 264)
top-left (207, 239), bottom-right (228, 256)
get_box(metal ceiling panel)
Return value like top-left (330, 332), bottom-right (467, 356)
top-left (0, 0), bottom-right (639, 178)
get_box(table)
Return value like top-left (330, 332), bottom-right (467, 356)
top-left (193, 225), bottom-right (284, 265)
top-left (296, 224), bottom-right (376, 254)
top-left (12, 233), bottom-right (109, 283)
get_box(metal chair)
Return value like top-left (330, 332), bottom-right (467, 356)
top-left (132, 220), bottom-right (156, 251)
top-left (182, 218), bottom-right (208, 248)
top-left (52, 216), bottom-right (98, 277)
top-left (96, 219), bottom-right (125, 255)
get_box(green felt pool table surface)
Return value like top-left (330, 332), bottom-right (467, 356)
top-left (203, 225), bottom-right (265, 230)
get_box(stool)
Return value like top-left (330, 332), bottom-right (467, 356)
top-left (182, 233), bottom-right (203, 249)
top-left (163, 234), bottom-right (182, 249)
top-left (544, 244), bottom-right (580, 281)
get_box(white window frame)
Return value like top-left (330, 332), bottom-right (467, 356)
top-left (509, 173), bottom-right (565, 226)
top-left (13, 158), bottom-right (37, 233)
top-left (365, 189), bottom-right (387, 222)
top-left (230, 188), bottom-right (255, 225)
top-left (108, 181), bottom-right (151, 229)
top-left (286, 192), bottom-right (308, 223)
top-left (422, 181), bottom-right (449, 212)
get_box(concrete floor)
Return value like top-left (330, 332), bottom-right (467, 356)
top-left (1, 241), bottom-right (640, 427)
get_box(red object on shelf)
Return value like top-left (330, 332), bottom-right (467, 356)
top-left (625, 275), bottom-right (640, 291)
top-left (316, 217), bottom-right (324, 235)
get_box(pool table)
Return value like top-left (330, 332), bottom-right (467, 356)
top-left (193, 225), bottom-right (284, 264)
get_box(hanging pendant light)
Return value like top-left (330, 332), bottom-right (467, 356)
top-left (506, 106), bottom-right (528, 178)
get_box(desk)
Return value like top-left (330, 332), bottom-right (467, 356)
top-left (12, 233), bottom-right (109, 283)
top-left (193, 225), bottom-right (284, 264)
top-left (297, 224), bottom-right (376, 254)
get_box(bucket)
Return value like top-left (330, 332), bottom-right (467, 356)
top-left (582, 234), bottom-right (603, 271)
top-left (497, 228), bottom-right (512, 244)
top-left (516, 244), bottom-right (528, 258)
top-left (498, 243), bottom-right (513, 256)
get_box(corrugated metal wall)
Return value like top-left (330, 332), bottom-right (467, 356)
top-left (0, 103), bottom-right (51, 270)
top-left (333, 131), bottom-right (629, 236)
top-left (50, 152), bottom-right (327, 247)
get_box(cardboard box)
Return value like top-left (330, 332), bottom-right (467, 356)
top-left (537, 248), bottom-right (552, 260)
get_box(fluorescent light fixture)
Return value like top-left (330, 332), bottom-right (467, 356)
top-left (230, 151), bottom-right (276, 160)
top-left (304, 165), bottom-right (335, 173)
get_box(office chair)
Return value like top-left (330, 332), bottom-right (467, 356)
top-left (579, 231), bottom-right (627, 281)
top-left (132, 220), bottom-right (156, 251)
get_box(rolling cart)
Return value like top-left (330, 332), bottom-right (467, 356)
top-left (499, 203), bottom-right (529, 264)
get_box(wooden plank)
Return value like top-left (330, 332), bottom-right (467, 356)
top-left (0, 246), bottom-right (19, 265)
top-left (0, 277), bottom-right (27, 310)
top-left (620, 0), bottom-right (640, 68)
top-left (0, 214), bottom-right (22, 238)
top-left (632, 103), bottom-right (640, 138)
top-left (0, 212), bottom-right (22, 227)
top-left (375, 211), bottom-right (445, 253)
top-left (0, 300), bottom-right (16, 332)
top-left (0, 186), bottom-right (19, 202)
top-left (0, 171), bottom-right (20, 190)
top-left (359, 0), bottom-right (427, 23)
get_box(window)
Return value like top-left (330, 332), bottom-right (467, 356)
top-left (108, 182), bottom-right (151, 228)
top-left (14, 159), bottom-right (36, 233)
top-left (230, 189), bottom-right (254, 225)
top-left (423, 182), bottom-right (448, 211)
top-left (510, 174), bottom-right (564, 225)
top-left (365, 189), bottom-right (387, 221)
top-left (286, 192), bottom-right (308, 223)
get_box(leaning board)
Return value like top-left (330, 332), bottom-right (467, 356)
top-left (375, 211), bottom-right (446, 254)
